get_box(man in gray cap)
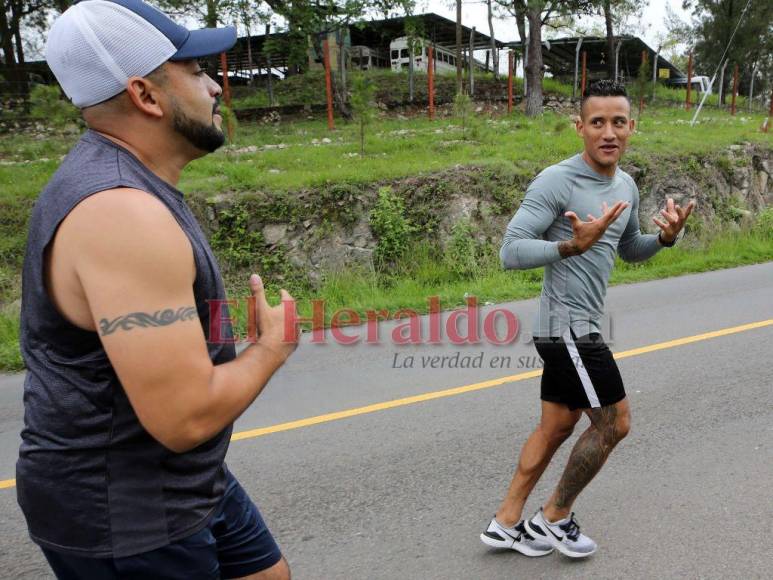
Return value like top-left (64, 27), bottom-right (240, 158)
top-left (17, 1), bottom-right (297, 578)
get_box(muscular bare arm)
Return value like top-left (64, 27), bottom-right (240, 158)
top-left (54, 188), bottom-right (297, 453)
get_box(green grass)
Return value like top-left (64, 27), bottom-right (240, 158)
top-left (651, 84), bottom-right (751, 110)
top-left (0, 94), bottom-right (771, 371)
top-left (0, 306), bottom-right (22, 372)
top-left (177, 106), bottom-right (770, 196)
top-left (212, 228), bottom-right (773, 346)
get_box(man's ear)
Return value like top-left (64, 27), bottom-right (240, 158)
top-left (629, 118), bottom-right (636, 133)
top-left (125, 76), bottom-right (165, 119)
top-left (575, 116), bottom-right (584, 137)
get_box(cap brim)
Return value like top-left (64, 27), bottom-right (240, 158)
top-left (170, 26), bottom-right (237, 61)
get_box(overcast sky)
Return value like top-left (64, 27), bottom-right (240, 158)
top-left (421, 0), bottom-right (691, 50)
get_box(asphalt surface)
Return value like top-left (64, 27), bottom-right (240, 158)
top-left (0, 262), bottom-right (771, 579)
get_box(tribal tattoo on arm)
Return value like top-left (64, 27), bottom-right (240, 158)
top-left (99, 306), bottom-right (198, 336)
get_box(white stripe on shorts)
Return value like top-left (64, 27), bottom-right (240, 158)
top-left (561, 328), bottom-right (601, 408)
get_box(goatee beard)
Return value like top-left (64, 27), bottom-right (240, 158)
top-left (171, 101), bottom-right (225, 153)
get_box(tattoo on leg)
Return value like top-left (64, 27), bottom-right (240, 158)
top-left (553, 405), bottom-right (619, 510)
top-left (99, 306), bottom-right (197, 336)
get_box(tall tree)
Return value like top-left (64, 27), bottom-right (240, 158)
top-left (519, 1), bottom-right (594, 116)
top-left (602, 0), bottom-right (614, 79)
top-left (684, 0), bottom-right (772, 97)
top-left (1, 0), bottom-right (58, 98)
top-left (486, 0), bottom-right (498, 79)
top-left (596, 0), bottom-right (645, 80)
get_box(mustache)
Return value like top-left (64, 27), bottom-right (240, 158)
top-left (213, 98), bottom-right (221, 114)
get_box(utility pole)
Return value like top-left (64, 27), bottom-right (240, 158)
top-left (469, 26), bottom-right (475, 96)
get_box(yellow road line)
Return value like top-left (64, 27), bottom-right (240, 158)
top-left (2, 318), bottom-right (771, 491)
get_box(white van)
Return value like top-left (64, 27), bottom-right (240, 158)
top-left (389, 37), bottom-right (459, 73)
top-left (667, 75), bottom-right (712, 94)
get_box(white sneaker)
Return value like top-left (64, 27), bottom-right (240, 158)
top-left (480, 517), bottom-right (554, 557)
top-left (524, 508), bottom-right (597, 558)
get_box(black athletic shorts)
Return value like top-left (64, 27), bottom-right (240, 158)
top-left (534, 331), bottom-right (626, 410)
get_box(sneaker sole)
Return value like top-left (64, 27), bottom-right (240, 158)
top-left (479, 532), bottom-right (554, 557)
top-left (523, 520), bottom-right (596, 559)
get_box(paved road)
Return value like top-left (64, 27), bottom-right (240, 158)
top-left (0, 263), bottom-right (771, 579)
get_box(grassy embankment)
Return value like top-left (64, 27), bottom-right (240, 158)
top-left (0, 79), bottom-right (770, 371)
top-left (229, 69), bottom-right (752, 111)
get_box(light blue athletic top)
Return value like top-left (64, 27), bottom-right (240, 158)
top-left (500, 153), bottom-right (662, 338)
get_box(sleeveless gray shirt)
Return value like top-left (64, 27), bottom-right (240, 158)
top-left (16, 130), bottom-right (236, 558)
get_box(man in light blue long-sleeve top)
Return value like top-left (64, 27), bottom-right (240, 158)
top-left (480, 80), bottom-right (694, 559)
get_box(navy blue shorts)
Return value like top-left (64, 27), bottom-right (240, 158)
top-left (41, 471), bottom-right (282, 579)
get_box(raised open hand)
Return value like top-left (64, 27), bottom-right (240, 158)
top-left (249, 273), bottom-right (298, 362)
top-left (559, 200), bottom-right (630, 257)
top-left (653, 198), bottom-right (696, 244)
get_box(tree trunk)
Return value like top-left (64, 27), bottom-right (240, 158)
top-left (514, 1), bottom-right (526, 43)
top-left (0, 2), bottom-right (17, 80)
top-left (603, 0), bottom-right (615, 80)
top-left (487, 0), bottom-right (498, 79)
top-left (456, 0), bottom-right (462, 93)
top-left (9, 1), bottom-right (28, 98)
top-left (524, 6), bottom-right (543, 116)
top-left (333, 29), bottom-right (351, 120)
top-left (246, 23), bottom-right (254, 87)
top-left (204, 0), bottom-right (219, 79)
top-left (265, 24), bottom-right (274, 104)
top-left (513, 0), bottom-right (526, 93)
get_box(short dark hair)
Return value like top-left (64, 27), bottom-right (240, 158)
top-left (581, 80), bottom-right (629, 116)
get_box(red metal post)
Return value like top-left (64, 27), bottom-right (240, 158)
top-left (323, 38), bottom-right (335, 130)
top-left (507, 51), bottom-right (513, 114)
top-left (428, 45), bottom-right (435, 121)
top-left (731, 64), bottom-right (738, 116)
top-left (581, 51), bottom-right (587, 96)
top-left (686, 51), bottom-right (692, 111)
top-left (219, 52), bottom-right (233, 142)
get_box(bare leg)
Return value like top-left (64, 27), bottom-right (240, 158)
top-left (543, 398), bottom-right (631, 523)
top-left (495, 401), bottom-right (582, 527)
top-left (234, 556), bottom-right (291, 580)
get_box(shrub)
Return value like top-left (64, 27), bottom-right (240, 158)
top-left (445, 219), bottom-right (478, 276)
top-left (369, 186), bottom-right (414, 267)
top-left (453, 92), bottom-right (474, 140)
top-left (211, 205), bottom-right (264, 269)
top-left (219, 104), bottom-right (238, 144)
top-left (29, 84), bottom-right (79, 128)
top-left (350, 74), bottom-right (377, 155)
top-left (753, 207), bottom-right (773, 238)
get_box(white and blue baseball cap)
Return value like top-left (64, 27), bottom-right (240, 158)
top-left (46, 0), bottom-right (237, 108)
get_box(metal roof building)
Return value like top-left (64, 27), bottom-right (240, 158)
top-left (506, 35), bottom-right (684, 87)
top-left (221, 12), bottom-right (507, 78)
